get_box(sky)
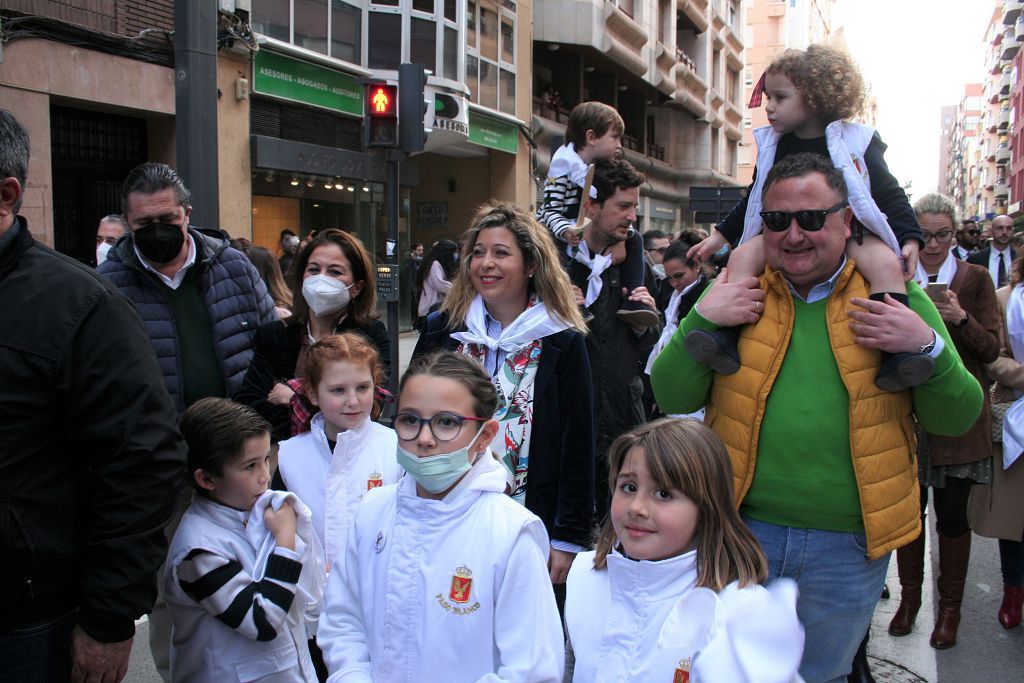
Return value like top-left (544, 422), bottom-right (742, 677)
top-left (838, 0), bottom-right (998, 199)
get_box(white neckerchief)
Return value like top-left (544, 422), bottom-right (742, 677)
top-left (645, 288), bottom-right (684, 376)
top-left (570, 240), bottom-right (614, 307)
top-left (449, 295), bottom-right (570, 355)
top-left (915, 250), bottom-right (957, 287)
top-left (1002, 284), bottom-right (1024, 469)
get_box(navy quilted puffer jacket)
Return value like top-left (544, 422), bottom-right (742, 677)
top-left (98, 227), bottom-right (276, 413)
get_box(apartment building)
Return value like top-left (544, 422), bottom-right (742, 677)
top-left (533, 0), bottom-right (746, 232)
top-left (1008, 1), bottom-right (1024, 217)
top-left (976, 2), bottom-right (1015, 219)
top-left (942, 85), bottom-right (984, 218)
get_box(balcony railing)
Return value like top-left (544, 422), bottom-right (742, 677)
top-left (1006, 0), bottom-right (1023, 26)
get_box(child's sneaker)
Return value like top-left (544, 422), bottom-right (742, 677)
top-left (685, 327), bottom-right (741, 375)
top-left (874, 352), bottom-right (935, 392)
top-left (617, 300), bottom-right (660, 327)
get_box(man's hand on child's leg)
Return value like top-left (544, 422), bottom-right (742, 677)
top-left (901, 241), bottom-right (920, 280)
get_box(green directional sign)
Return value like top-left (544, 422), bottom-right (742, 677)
top-left (253, 50), bottom-right (363, 117)
top-left (468, 110), bottom-right (518, 154)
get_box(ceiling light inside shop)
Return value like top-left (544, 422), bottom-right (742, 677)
top-left (324, 178), bottom-right (333, 189)
top-left (362, 186), bottom-right (370, 192)
top-left (334, 180), bottom-right (344, 190)
top-left (347, 186), bottom-right (355, 192)
top-left (264, 171), bottom-right (274, 182)
top-left (306, 178), bottom-right (315, 188)
top-left (290, 177), bottom-right (299, 186)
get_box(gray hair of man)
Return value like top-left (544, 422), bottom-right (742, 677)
top-left (912, 192), bottom-right (959, 227)
top-left (0, 109), bottom-right (30, 215)
top-left (760, 152), bottom-right (848, 204)
top-left (99, 213), bottom-right (131, 237)
top-left (120, 162), bottom-right (192, 215)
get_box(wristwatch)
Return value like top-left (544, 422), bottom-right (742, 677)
top-left (954, 312), bottom-right (969, 328)
top-left (919, 331), bottom-right (937, 355)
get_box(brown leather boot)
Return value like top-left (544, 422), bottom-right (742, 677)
top-left (889, 532), bottom-right (925, 636)
top-left (930, 531), bottom-right (971, 649)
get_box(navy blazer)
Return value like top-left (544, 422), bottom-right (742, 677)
top-left (413, 311), bottom-right (597, 548)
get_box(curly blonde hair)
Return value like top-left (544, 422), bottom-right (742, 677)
top-left (767, 43), bottom-right (866, 124)
top-left (442, 202), bottom-right (587, 332)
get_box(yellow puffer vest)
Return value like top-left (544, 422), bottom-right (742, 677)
top-left (707, 261), bottom-right (921, 560)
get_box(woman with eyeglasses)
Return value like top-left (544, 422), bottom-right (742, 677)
top-left (412, 202), bottom-right (595, 589)
top-left (887, 193), bottom-right (1001, 649)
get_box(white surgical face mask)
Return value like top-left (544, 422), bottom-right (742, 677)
top-left (652, 263), bottom-right (666, 279)
top-left (96, 241), bottom-right (112, 265)
top-left (302, 274), bottom-right (353, 317)
top-left (396, 427), bottom-right (485, 495)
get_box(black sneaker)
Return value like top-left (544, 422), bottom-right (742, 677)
top-left (874, 352), bottom-right (935, 392)
top-left (684, 328), bottom-right (741, 375)
top-left (616, 299), bottom-right (660, 327)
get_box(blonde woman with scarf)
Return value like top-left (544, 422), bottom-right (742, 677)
top-left (413, 202), bottom-right (595, 587)
top-left (888, 193), bottom-right (1000, 649)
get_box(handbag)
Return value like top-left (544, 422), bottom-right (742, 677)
top-left (990, 382), bottom-right (1015, 442)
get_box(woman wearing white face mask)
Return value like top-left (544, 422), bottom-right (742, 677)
top-left (237, 229), bottom-right (390, 442)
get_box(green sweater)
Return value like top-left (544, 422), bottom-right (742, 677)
top-left (651, 279), bottom-right (984, 532)
top-left (160, 266), bottom-right (226, 407)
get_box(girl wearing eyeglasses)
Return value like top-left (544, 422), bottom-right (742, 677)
top-left (683, 43), bottom-right (928, 393)
top-left (412, 202), bottom-right (595, 589)
top-left (316, 351), bottom-right (564, 681)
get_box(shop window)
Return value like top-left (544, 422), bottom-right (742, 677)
top-left (331, 0), bottom-right (361, 63)
top-left (410, 16), bottom-right (437, 71)
top-left (369, 12), bottom-right (402, 69)
top-left (294, 0), bottom-right (328, 54)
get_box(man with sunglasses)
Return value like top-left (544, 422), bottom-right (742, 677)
top-left (651, 152), bottom-right (983, 683)
top-left (953, 219), bottom-right (980, 260)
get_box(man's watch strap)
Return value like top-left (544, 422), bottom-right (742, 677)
top-left (919, 331), bottom-right (937, 355)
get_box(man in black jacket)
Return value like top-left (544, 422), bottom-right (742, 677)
top-left (0, 110), bottom-right (185, 680)
top-left (968, 214), bottom-right (1016, 289)
top-left (567, 157), bottom-right (659, 517)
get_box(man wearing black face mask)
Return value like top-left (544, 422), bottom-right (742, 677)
top-left (98, 161), bottom-right (276, 678)
top-left (99, 162), bottom-right (276, 413)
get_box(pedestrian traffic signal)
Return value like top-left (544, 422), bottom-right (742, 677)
top-left (364, 81), bottom-right (398, 148)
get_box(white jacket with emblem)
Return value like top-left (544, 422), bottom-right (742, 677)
top-left (317, 451), bottom-right (564, 683)
top-left (277, 413), bottom-right (403, 569)
top-left (565, 549), bottom-right (804, 683)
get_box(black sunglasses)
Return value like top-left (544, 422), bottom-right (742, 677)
top-left (964, 229), bottom-right (981, 236)
top-left (760, 202), bottom-right (849, 232)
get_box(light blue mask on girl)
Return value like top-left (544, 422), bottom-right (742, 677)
top-left (396, 426), bottom-right (485, 494)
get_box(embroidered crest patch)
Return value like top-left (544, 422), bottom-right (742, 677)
top-left (367, 471), bottom-right (383, 490)
top-left (449, 565), bottom-right (473, 604)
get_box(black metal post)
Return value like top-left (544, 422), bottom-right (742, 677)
top-left (386, 150), bottom-right (403, 395)
top-left (174, 3), bottom-right (219, 228)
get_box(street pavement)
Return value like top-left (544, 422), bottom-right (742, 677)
top-left (125, 333), bottom-right (1024, 681)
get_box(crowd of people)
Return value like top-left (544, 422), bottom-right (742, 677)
top-left (3, 41), bottom-right (1024, 683)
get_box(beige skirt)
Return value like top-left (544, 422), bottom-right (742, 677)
top-left (968, 444), bottom-right (1024, 541)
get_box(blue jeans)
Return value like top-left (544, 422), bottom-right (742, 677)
top-left (0, 610), bottom-right (75, 683)
top-left (744, 516), bottom-right (890, 683)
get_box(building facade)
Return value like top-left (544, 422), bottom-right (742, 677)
top-left (533, 0), bottom-right (747, 233)
top-left (0, 1), bottom-right (539, 329)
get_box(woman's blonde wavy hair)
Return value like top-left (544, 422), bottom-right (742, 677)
top-left (767, 43), bottom-right (866, 124)
top-left (593, 418), bottom-right (768, 591)
top-left (442, 202), bottom-right (587, 332)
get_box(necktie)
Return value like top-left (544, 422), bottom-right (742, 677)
top-left (998, 252), bottom-right (1008, 288)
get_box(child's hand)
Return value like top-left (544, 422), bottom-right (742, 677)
top-left (901, 241), bottom-right (920, 280)
top-left (688, 230), bottom-right (727, 262)
top-left (564, 231), bottom-right (582, 247)
top-left (265, 502), bottom-right (298, 551)
top-left (267, 382), bottom-right (295, 407)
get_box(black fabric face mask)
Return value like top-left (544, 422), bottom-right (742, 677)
top-left (134, 222), bottom-right (185, 264)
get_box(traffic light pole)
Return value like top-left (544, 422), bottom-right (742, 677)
top-left (385, 149), bottom-right (404, 397)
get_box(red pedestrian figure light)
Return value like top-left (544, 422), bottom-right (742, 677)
top-left (368, 85), bottom-right (396, 116)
